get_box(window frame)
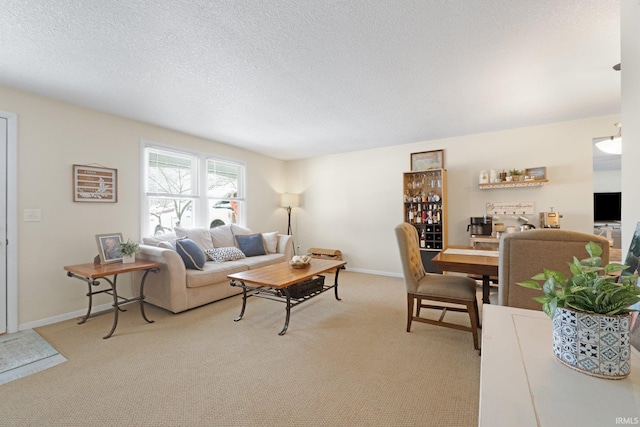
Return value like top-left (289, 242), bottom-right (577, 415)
top-left (140, 140), bottom-right (246, 237)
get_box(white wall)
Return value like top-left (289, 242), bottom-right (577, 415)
top-left (593, 170), bottom-right (622, 193)
top-left (0, 85), bottom-right (287, 328)
top-left (287, 115), bottom-right (619, 276)
top-left (621, 0), bottom-right (640, 255)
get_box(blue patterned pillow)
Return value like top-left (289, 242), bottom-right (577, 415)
top-left (235, 233), bottom-right (267, 257)
top-left (205, 247), bottom-right (246, 262)
top-left (175, 239), bottom-right (206, 270)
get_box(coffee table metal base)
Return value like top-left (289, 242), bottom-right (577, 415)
top-left (231, 267), bottom-right (343, 335)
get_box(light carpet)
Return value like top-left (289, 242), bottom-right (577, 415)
top-left (0, 271), bottom-right (482, 426)
top-left (0, 329), bottom-right (67, 385)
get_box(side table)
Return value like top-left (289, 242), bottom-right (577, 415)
top-left (64, 260), bottom-right (162, 339)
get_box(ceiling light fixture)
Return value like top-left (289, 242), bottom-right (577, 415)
top-left (596, 122), bottom-right (622, 155)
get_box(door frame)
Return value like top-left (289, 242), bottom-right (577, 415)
top-left (0, 110), bottom-right (18, 333)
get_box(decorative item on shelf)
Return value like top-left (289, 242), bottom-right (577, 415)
top-left (479, 170), bottom-right (488, 184)
top-left (289, 255), bottom-right (311, 269)
top-left (118, 239), bottom-right (140, 263)
top-left (410, 149), bottom-right (444, 171)
top-left (509, 169), bottom-right (524, 181)
top-left (95, 233), bottom-right (124, 264)
top-left (517, 242), bottom-right (640, 379)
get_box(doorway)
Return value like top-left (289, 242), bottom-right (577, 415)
top-left (0, 111), bottom-right (17, 334)
top-left (592, 136), bottom-right (622, 260)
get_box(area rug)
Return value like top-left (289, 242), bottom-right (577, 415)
top-left (0, 329), bottom-right (66, 385)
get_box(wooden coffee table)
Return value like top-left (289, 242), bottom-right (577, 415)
top-left (228, 259), bottom-right (347, 335)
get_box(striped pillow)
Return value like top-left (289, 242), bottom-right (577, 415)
top-left (175, 239), bottom-right (206, 270)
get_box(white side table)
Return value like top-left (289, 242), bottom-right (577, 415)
top-left (479, 305), bottom-right (640, 426)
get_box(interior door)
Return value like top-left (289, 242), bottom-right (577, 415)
top-left (0, 117), bottom-right (6, 334)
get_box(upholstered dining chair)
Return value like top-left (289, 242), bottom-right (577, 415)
top-left (394, 223), bottom-right (481, 350)
top-left (493, 229), bottom-right (610, 310)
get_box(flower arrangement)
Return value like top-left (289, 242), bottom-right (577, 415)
top-left (117, 239), bottom-right (140, 256)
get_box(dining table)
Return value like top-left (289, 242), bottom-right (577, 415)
top-left (431, 246), bottom-right (499, 304)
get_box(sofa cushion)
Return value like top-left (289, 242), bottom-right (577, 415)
top-left (210, 225), bottom-right (236, 248)
top-left (185, 261), bottom-right (248, 288)
top-left (174, 227), bottom-right (214, 251)
top-left (262, 231), bottom-right (279, 254)
top-left (143, 232), bottom-right (178, 248)
top-left (235, 233), bottom-right (267, 257)
top-left (176, 239), bottom-right (206, 270)
top-left (231, 224), bottom-right (253, 237)
top-left (205, 247), bottom-right (246, 262)
top-left (242, 253), bottom-right (287, 269)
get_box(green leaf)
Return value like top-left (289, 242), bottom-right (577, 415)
top-left (604, 263), bottom-right (630, 275)
top-left (586, 241), bottom-right (602, 258)
top-left (517, 280), bottom-right (542, 290)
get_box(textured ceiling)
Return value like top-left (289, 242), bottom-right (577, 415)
top-left (0, 1), bottom-right (621, 160)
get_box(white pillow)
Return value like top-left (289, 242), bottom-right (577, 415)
top-left (210, 225), bottom-right (235, 248)
top-left (143, 232), bottom-right (177, 247)
top-left (262, 232), bottom-right (279, 254)
top-left (157, 241), bottom-right (176, 250)
top-left (230, 224), bottom-right (253, 237)
top-left (174, 227), bottom-right (214, 252)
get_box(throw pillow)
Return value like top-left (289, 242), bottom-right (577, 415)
top-left (205, 247), bottom-right (246, 262)
top-left (157, 241), bottom-right (175, 250)
top-left (262, 231), bottom-right (279, 254)
top-left (175, 239), bottom-right (206, 270)
top-left (174, 227), bottom-right (214, 252)
top-left (142, 232), bottom-right (178, 247)
top-left (230, 224), bottom-right (253, 237)
top-left (210, 225), bottom-right (236, 248)
top-left (235, 233), bottom-right (267, 257)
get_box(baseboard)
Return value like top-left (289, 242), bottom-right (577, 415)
top-left (346, 267), bottom-right (402, 278)
top-left (18, 303), bottom-right (113, 331)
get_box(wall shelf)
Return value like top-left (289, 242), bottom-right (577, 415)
top-left (479, 179), bottom-right (548, 190)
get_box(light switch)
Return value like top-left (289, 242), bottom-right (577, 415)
top-left (23, 209), bottom-right (41, 222)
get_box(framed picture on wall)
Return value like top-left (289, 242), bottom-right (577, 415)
top-left (73, 164), bottom-right (118, 202)
top-left (95, 233), bottom-right (124, 264)
top-left (411, 150), bottom-right (444, 171)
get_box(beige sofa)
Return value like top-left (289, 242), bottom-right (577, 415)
top-left (135, 224), bottom-right (293, 313)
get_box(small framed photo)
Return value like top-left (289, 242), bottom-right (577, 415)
top-left (411, 150), bottom-right (444, 171)
top-left (73, 164), bottom-right (118, 203)
top-left (95, 233), bottom-right (124, 264)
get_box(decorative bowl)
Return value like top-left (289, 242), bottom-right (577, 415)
top-left (290, 255), bottom-right (311, 269)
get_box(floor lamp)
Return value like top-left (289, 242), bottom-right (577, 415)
top-left (280, 193), bottom-right (299, 236)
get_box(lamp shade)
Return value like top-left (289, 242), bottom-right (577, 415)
top-left (280, 193), bottom-right (299, 208)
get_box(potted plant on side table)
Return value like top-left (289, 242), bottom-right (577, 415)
top-left (118, 239), bottom-right (140, 264)
top-left (518, 241), bottom-right (640, 379)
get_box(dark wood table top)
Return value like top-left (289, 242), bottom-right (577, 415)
top-left (431, 246), bottom-right (499, 277)
top-left (64, 260), bottom-right (163, 279)
top-left (227, 259), bottom-right (346, 289)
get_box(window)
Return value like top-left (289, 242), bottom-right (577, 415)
top-left (142, 144), bottom-right (245, 236)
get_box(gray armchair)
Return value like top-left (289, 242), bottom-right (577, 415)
top-left (493, 229), bottom-right (610, 310)
top-left (395, 223), bottom-right (480, 350)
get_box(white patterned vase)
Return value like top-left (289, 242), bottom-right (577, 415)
top-left (122, 253), bottom-right (135, 263)
top-left (552, 307), bottom-right (631, 379)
